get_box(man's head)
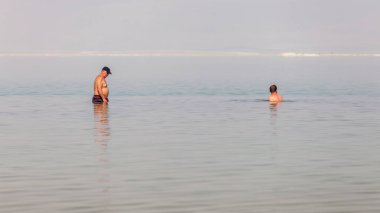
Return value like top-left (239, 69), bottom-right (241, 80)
top-left (269, 84), bottom-right (277, 93)
top-left (101, 66), bottom-right (112, 77)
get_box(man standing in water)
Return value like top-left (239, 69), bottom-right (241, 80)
top-left (93, 66), bottom-right (111, 104)
top-left (269, 84), bottom-right (283, 102)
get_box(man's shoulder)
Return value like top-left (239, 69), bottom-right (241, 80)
top-left (95, 75), bottom-right (104, 82)
top-left (269, 94), bottom-right (282, 102)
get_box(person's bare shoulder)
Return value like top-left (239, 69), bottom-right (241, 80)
top-left (95, 76), bottom-right (104, 84)
top-left (269, 95), bottom-right (282, 102)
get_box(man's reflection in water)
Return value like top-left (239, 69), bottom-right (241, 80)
top-left (94, 103), bottom-right (110, 146)
top-left (93, 103), bottom-right (110, 194)
top-left (269, 102), bottom-right (280, 136)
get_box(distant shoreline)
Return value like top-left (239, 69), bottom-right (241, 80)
top-left (1, 51), bottom-right (380, 57)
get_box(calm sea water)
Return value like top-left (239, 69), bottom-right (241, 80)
top-left (1, 57), bottom-right (380, 212)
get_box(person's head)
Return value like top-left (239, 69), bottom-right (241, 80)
top-left (101, 66), bottom-right (112, 77)
top-left (269, 84), bottom-right (277, 94)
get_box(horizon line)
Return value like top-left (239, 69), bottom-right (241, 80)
top-left (1, 51), bottom-right (380, 57)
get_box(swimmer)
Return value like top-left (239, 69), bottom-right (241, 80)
top-left (93, 66), bottom-right (111, 104)
top-left (269, 84), bottom-right (283, 102)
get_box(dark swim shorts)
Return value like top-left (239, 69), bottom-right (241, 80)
top-left (92, 95), bottom-right (109, 104)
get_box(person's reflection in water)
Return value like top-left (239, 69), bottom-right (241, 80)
top-left (94, 103), bottom-right (110, 147)
top-left (269, 102), bottom-right (280, 136)
top-left (93, 103), bottom-right (111, 195)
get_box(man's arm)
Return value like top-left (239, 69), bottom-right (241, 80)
top-left (96, 78), bottom-right (108, 103)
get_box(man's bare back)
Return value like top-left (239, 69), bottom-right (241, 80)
top-left (269, 93), bottom-right (283, 102)
top-left (92, 66), bottom-right (111, 104)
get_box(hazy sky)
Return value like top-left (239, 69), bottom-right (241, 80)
top-left (1, 0), bottom-right (380, 52)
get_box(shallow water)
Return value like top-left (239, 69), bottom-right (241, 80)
top-left (1, 57), bottom-right (380, 212)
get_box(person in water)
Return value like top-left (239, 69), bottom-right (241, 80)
top-left (93, 66), bottom-right (111, 104)
top-left (269, 84), bottom-right (283, 102)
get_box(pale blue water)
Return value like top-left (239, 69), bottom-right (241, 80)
top-left (1, 57), bottom-right (380, 212)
